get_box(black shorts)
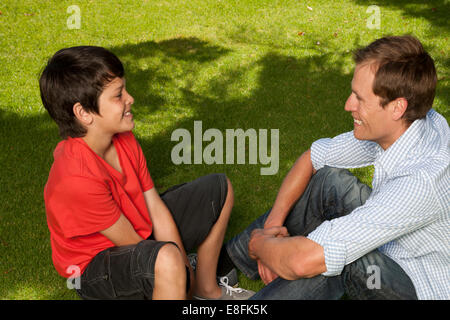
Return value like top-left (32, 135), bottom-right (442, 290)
top-left (75, 173), bottom-right (228, 300)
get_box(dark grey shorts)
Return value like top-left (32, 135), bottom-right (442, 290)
top-left (75, 173), bottom-right (228, 300)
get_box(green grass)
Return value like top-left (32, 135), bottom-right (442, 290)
top-left (0, 0), bottom-right (448, 299)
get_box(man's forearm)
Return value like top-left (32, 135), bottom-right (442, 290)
top-left (250, 230), bottom-right (326, 280)
top-left (265, 149), bottom-right (316, 228)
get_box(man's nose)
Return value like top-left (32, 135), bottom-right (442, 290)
top-left (344, 94), bottom-right (357, 112)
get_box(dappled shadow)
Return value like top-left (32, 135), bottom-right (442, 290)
top-left (0, 109), bottom-right (79, 299)
top-left (352, 1), bottom-right (450, 115)
top-left (109, 38), bottom-right (231, 115)
top-left (3, 33), bottom-right (447, 298)
top-left (353, 0), bottom-right (449, 32)
top-left (115, 37), bottom-right (230, 62)
top-left (435, 56), bottom-right (450, 119)
top-left (352, 1), bottom-right (449, 117)
top-left (108, 37), bottom-right (355, 231)
top-left (108, 35), bottom-right (448, 233)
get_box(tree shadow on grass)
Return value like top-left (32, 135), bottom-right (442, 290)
top-left (3, 34), bottom-right (446, 299)
top-left (110, 34), bottom-right (449, 250)
top-left (435, 56), bottom-right (450, 119)
top-left (0, 37), bottom-right (233, 300)
top-left (107, 37), bottom-right (359, 294)
top-left (108, 37), bottom-right (355, 233)
top-left (0, 109), bottom-right (78, 299)
top-left (353, 0), bottom-right (450, 33)
top-left (351, 0), bottom-right (449, 118)
top-left (110, 37), bottom-right (232, 115)
top-left (353, 1), bottom-right (449, 119)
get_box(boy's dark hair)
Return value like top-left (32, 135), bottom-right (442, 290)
top-left (39, 46), bottom-right (124, 139)
top-left (354, 35), bottom-right (437, 124)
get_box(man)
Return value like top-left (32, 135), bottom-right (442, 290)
top-left (224, 35), bottom-right (449, 299)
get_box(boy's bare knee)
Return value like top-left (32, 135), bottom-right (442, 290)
top-left (155, 243), bottom-right (186, 278)
top-left (153, 243), bottom-right (187, 299)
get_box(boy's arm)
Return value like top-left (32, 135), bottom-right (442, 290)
top-left (143, 188), bottom-right (192, 269)
top-left (98, 189), bottom-right (191, 262)
top-left (100, 214), bottom-right (143, 246)
top-left (100, 189), bottom-right (194, 291)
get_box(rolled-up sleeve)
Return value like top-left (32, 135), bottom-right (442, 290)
top-left (307, 220), bottom-right (347, 276)
top-left (310, 138), bottom-right (332, 171)
top-left (307, 174), bottom-right (439, 277)
top-left (311, 132), bottom-right (379, 171)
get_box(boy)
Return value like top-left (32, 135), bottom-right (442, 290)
top-left (39, 46), bottom-right (254, 300)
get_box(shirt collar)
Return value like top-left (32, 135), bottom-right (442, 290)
top-left (375, 115), bottom-right (426, 175)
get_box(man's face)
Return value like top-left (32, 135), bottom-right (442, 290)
top-left (344, 63), bottom-right (398, 150)
top-left (94, 77), bottom-right (135, 135)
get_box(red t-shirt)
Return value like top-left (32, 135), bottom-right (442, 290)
top-left (44, 131), bottom-right (154, 278)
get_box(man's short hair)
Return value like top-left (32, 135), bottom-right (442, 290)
top-left (39, 46), bottom-right (124, 139)
top-left (353, 35), bottom-right (437, 124)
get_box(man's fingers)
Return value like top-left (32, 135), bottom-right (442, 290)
top-left (264, 226), bottom-right (289, 237)
top-left (257, 260), bottom-right (279, 285)
top-left (257, 261), bottom-right (266, 283)
top-left (258, 261), bottom-right (267, 284)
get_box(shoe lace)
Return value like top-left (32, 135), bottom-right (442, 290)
top-left (219, 276), bottom-right (244, 296)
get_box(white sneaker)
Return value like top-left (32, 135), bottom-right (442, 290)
top-left (193, 277), bottom-right (255, 300)
top-left (217, 276), bottom-right (256, 300)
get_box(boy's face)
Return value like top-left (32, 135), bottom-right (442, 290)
top-left (93, 77), bottom-right (135, 135)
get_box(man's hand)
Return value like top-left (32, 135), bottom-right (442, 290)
top-left (257, 260), bottom-right (279, 285)
top-left (248, 226), bottom-right (289, 284)
top-left (248, 226), bottom-right (289, 259)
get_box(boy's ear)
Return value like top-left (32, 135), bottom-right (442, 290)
top-left (73, 103), bottom-right (93, 126)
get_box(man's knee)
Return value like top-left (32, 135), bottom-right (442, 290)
top-left (314, 166), bottom-right (351, 184)
top-left (344, 250), bottom-right (418, 299)
top-left (318, 166), bottom-right (370, 209)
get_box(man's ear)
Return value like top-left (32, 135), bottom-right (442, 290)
top-left (390, 97), bottom-right (408, 121)
top-left (73, 103), bottom-right (93, 126)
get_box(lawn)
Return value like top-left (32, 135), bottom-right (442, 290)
top-left (0, 0), bottom-right (448, 300)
